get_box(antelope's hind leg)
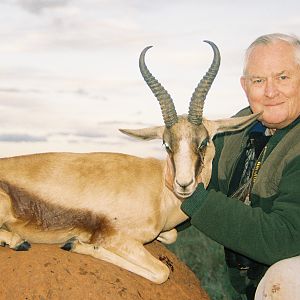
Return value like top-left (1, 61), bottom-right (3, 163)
top-left (0, 189), bottom-right (31, 251)
top-left (62, 236), bottom-right (170, 284)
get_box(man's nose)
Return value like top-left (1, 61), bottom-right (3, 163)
top-left (264, 79), bottom-right (279, 98)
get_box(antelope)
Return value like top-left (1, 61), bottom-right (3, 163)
top-left (0, 41), bottom-right (259, 284)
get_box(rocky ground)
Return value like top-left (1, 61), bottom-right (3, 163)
top-left (0, 241), bottom-right (210, 300)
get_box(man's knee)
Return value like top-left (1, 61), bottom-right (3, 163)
top-left (255, 256), bottom-right (300, 299)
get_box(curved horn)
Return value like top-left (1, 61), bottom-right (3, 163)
top-left (139, 46), bottom-right (178, 128)
top-left (188, 40), bottom-right (221, 125)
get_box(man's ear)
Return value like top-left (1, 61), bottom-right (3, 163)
top-left (119, 126), bottom-right (165, 141)
top-left (240, 76), bottom-right (247, 93)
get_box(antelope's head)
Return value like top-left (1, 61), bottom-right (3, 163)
top-left (120, 41), bottom-right (259, 198)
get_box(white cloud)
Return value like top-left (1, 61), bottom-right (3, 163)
top-left (0, 0), bottom-right (300, 156)
top-left (0, 133), bottom-right (47, 142)
top-left (16, 0), bottom-right (71, 14)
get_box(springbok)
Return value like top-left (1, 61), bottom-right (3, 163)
top-left (0, 41), bottom-right (259, 283)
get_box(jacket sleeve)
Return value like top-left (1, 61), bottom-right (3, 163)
top-left (181, 156), bottom-right (300, 266)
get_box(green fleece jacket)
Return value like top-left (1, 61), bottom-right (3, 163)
top-left (181, 107), bottom-right (300, 268)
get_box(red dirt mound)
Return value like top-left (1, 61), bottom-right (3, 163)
top-left (0, 241), bottom-right (209, 300)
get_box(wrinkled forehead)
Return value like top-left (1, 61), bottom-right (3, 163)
top-left (244, 41), bottom-right (299, 76)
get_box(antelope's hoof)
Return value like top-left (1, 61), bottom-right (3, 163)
top-left (15, 241), bottom-right (31, 251)
top-left (0, 241), bottom-right (6, 247)
top-left (61, 241), bottom-right (75, 251)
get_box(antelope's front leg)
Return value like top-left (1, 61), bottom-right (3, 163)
top-left (62, 236), bottom-right (170, 284)
top-left (157, 228), bottom-right (178, 244)
top-left (0, 229), bottom-right (31, 251)
top-left (0, 190), bottom-right (31, 251)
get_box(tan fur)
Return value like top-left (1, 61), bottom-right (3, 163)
top-left (0, 113), bottom-right (259, 284)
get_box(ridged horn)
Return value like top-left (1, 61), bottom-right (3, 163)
top-left (139, 46), bottom-right (178, 128)
top-left (188, 40), bottom-right (221, 125)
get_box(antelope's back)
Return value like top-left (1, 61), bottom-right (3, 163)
top-left (0, 152), bottom-right (165, 212)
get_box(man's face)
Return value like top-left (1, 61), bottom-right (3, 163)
top-left (240, 41), bottom-right (300, 129)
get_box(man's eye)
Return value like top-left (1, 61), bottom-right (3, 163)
top-left (279, 75), bottom-right (288, 80)
top-left (252, 78), bottom-right (264, 84)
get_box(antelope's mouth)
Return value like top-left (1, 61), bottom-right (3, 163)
top-left (174, 185), bottom-right (197, 198)
top-left (176, 191), bottom-right (193, 198)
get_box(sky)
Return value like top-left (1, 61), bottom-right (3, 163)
top-left (0, 0), bottom-right (300, 158)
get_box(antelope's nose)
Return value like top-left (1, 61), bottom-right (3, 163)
top-left (176, 179), bottom-right (194, 189)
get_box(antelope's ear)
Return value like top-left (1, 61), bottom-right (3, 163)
top-left (119, 126), bottom-right (165, 141)
top-left (203, 112), bottom-right (262, 138)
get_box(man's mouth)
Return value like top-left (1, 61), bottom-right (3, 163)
top-left (264, 101), bottom-right (285, 107)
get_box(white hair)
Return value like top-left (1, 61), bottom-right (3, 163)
top-left (243, 33), bottom-right (300, 75)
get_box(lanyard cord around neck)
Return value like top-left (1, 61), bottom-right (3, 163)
top-left (231, 132), bottom-right (270, 205)
top-left (251, 144), bottom-right (268, 186)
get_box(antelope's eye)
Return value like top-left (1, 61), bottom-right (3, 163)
top-left (198, 138), bottom-right (209, 151)
top-left (163, 141), bottom-right (172, 152)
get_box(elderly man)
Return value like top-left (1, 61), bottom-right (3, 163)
top-left (180, 33), bottom-right (300, 299)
